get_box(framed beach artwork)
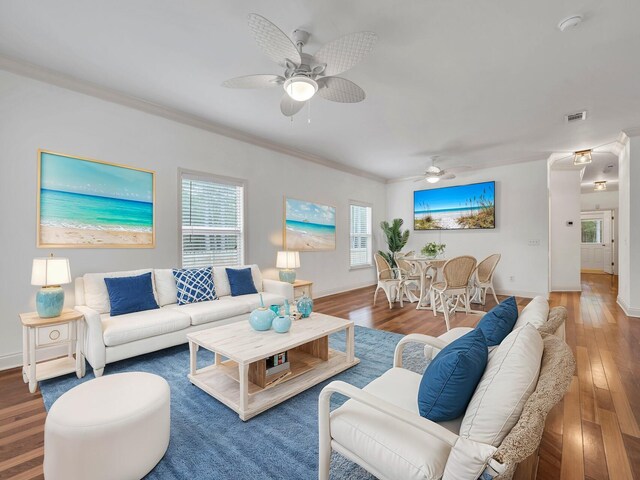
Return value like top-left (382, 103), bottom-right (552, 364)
top-left (414, 181), bottom-right (495, 230)
top-left (284, 197), bottom-right (336, 251)
top-left (37, 150), bottom-right (155, 248)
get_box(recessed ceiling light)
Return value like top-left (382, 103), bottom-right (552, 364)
top-left (594, 181), bottom-right (607, 191)
top-left (558, 15), bottom-right (583, 32)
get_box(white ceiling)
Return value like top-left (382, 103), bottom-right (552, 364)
top-left (1, 0), bottom-right (640, 180)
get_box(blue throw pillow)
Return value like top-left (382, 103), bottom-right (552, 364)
top-left (418, 328), bottom-right (488, 421)
top-left (104, 273), bottom-right (159, 316)
top-left (226, 267), bottom-right (258, 296)
top-left (172, 267), bottom-right (217, 305)
top-left (476, 296), bottom-right (519, 346)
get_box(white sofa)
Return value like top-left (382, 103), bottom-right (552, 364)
top-left (75, 265), bottom-right (293, 377)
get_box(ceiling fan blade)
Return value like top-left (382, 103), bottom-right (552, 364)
top-left (222, 74), bottom-right (284, 89)
top-left (313, 31), bottom-right (377, 76)
top-left (447, 165), bottom-right (472, 173)
top-left (247, 14), bottom-right (301, 67)
top-left (280, 94), bottom-right (306, 117)
top-left (442, 174), bottom-right (456, 180)
top-left (316, 77), bottom-right (365, 103)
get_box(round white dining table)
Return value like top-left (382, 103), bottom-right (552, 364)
top-left (402, 256), bottom-right (447, 310)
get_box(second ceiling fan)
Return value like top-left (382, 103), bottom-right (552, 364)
top-left (222, 14), bottom-right (377, 117)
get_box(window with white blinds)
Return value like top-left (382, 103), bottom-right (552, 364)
top-left (350, 203), bottom-right (373, 268)
top-left (180, 173), bottom-right (245, 268)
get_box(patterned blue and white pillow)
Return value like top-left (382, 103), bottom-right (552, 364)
top-left (172, 267), bottom-right (217, 305)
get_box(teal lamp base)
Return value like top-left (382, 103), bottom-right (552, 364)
top-left (279, 269), bottom-right (297, 284)
top-left (36, 286), bottom-right (64, 318)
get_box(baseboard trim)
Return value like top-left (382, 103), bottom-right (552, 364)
top-left (550, 286), bottom-right (582, 293)
top-left (0, 344), bottom-right (69, 371)
top-left (495, 289), bottom-right (549, 299)
top-left (315, 282), bottom-right (376, 299)
top-left (617, 296), bottom-right (640, 318)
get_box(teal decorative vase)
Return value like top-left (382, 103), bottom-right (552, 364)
top-left (272, 315), bottom-right (292, 333)
top-left (249, 307), bottom-right (276, 331)
top-left (36, 286), bottom-right (64, 318)
top-left (249, 294), bottom-right (276, 331)
top-left (297, 294), bottom-right (313, 318)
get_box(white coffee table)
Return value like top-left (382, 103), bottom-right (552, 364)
top-left (187, 312), bottom-right (359, 420)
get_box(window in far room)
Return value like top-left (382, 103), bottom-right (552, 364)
top-left (180, 171), bottom-right (245, 268)
top-left (581, 218), bottom-right (602, 244)
top-left (350, 202), bottom-right (373, 268)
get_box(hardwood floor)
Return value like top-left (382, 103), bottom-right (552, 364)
top-left (0, 273), bottom-right (637, 479)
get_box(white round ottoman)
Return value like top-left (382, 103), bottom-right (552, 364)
top-left (44, 372), bottom-right (170, 480)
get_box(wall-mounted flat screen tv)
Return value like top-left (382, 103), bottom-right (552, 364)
top-left (414, 181), bottom-right (495, 230)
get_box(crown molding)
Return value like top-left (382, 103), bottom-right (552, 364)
top-left (622, 127), bottom-right (640, 138)
top-left (0, 54), bottom-right (387, 184)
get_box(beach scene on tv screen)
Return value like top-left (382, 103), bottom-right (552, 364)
top-left (414, 181), bottom-right (495, 230)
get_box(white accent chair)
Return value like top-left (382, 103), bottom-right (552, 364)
top-left (430, 255), bottom-right (478, 330)
top-left (373, 253), bottom-right (404, 309)
top-left (44, 372), bottom-right (170, 480)
top-left (472, 254), bottom-right (501, 306)
top-left (318, 305), bottom-right (574, 480)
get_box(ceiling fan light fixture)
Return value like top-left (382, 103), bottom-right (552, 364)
top-left (426, 176), bottom-right (440, 184)
top-left (594, 181), bottom-right (607, 191)
top-left (283, 76), bottom-right (318, 102)
top-left (573, 149), bottom-right (592, 166)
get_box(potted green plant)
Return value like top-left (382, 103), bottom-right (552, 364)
top-left (378, 218), bottom-right (410, 268)
top-left (421, 242), bottom-right (446, 259)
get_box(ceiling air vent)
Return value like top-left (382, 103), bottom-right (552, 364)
top-left (565, 111), bottom-right (587, 122)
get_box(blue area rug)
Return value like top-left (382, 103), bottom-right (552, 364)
top-left (40, 326), bottom-right (427, 479)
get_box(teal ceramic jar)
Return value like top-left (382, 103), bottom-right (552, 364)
top-left (297, 294), bottom-right (313, 318)
top-left (249, 307), bottom-right (276, 331)
top-left (272, 315), bottom-right (292, 333)
top-left (36, 286), bottom-right (65, 318)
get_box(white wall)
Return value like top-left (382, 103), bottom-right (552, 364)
top-left (617, 134), bottom-right (640, 316)
top-left (580, 191), bottom-right (619, 211)
top-left (386, 160), bottom-right (549, 298)
top-left (549, 169), bottom-right (582, 291)
top-left (0, 70), bottom-right (386, 367)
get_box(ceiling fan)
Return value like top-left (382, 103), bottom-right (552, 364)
top-left (413, 157), bottom-right (470, 184)
top-left (222, 14), bottom-right (377, 117)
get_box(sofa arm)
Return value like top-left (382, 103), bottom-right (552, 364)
top-left (394, 333), bottom-right (448, 367)
top-left (75, 306), bottom-right (106, 372)
top-left (262, 279), bottom-right (294, 302)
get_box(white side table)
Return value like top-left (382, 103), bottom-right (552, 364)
top-left (20, 308), bottom-right (85, 393)
top-left (292, 279), bottom-right (313, 300)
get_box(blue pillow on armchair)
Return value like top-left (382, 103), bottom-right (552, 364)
top-left (418, 328), bottom-right (488, 422)
top-left (104, 272), bottom-right (159, 316)
top-left (226, 267), bottom-right (258, 296)
top-left (476, 296), bottom-right (519, 346)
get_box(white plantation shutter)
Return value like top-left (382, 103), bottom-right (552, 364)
top-left (181, 173), bottom-right (245, 268)
top-left (350, 203), bottom-right (372, 267)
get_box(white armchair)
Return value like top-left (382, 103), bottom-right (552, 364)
top-left (318, 306), bottom-right (575, 480)
top-left (319, 334), bottom-right (503, 480)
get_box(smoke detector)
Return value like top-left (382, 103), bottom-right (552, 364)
top-left (558, 15), bottom-right (583, 32)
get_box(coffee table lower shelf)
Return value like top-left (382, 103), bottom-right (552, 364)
top-left (188, 348), bottom-right (359, 421)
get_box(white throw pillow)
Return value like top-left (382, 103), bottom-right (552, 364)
top-left (443, 437), bottom-right (497, 480)
top-left (459, 324), bottom-right (543, 446)
top-left (154, 269), bottom-right (178, 306)
top-left (83, 269), bottom-right (155, 314)
top-left (513, 296), bottom-right (549, 330)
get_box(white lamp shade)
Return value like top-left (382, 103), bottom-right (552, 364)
top-left (276, 251), bottom-right (300, 269)
top-left (31, 257), bottom-right (71, 286)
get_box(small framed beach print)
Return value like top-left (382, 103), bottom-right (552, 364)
top-left (284, 197), bottom-right (336, 251)
top-left (37, 150), bottom-right (155, 248)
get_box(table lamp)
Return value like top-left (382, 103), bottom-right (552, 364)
top-left (276, 251), bottom-right (300, 283)
top-left (31, 255), bottom-right (71, 318)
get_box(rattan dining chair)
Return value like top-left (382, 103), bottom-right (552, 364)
top-left (395, 255), bottom-right (422, 303)
top-left (474, 253), bottom-right (501, 306)
top-left (374, 253), bottom-right (404, 309)
top-left (429, 255), bottom-right (478, 330)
